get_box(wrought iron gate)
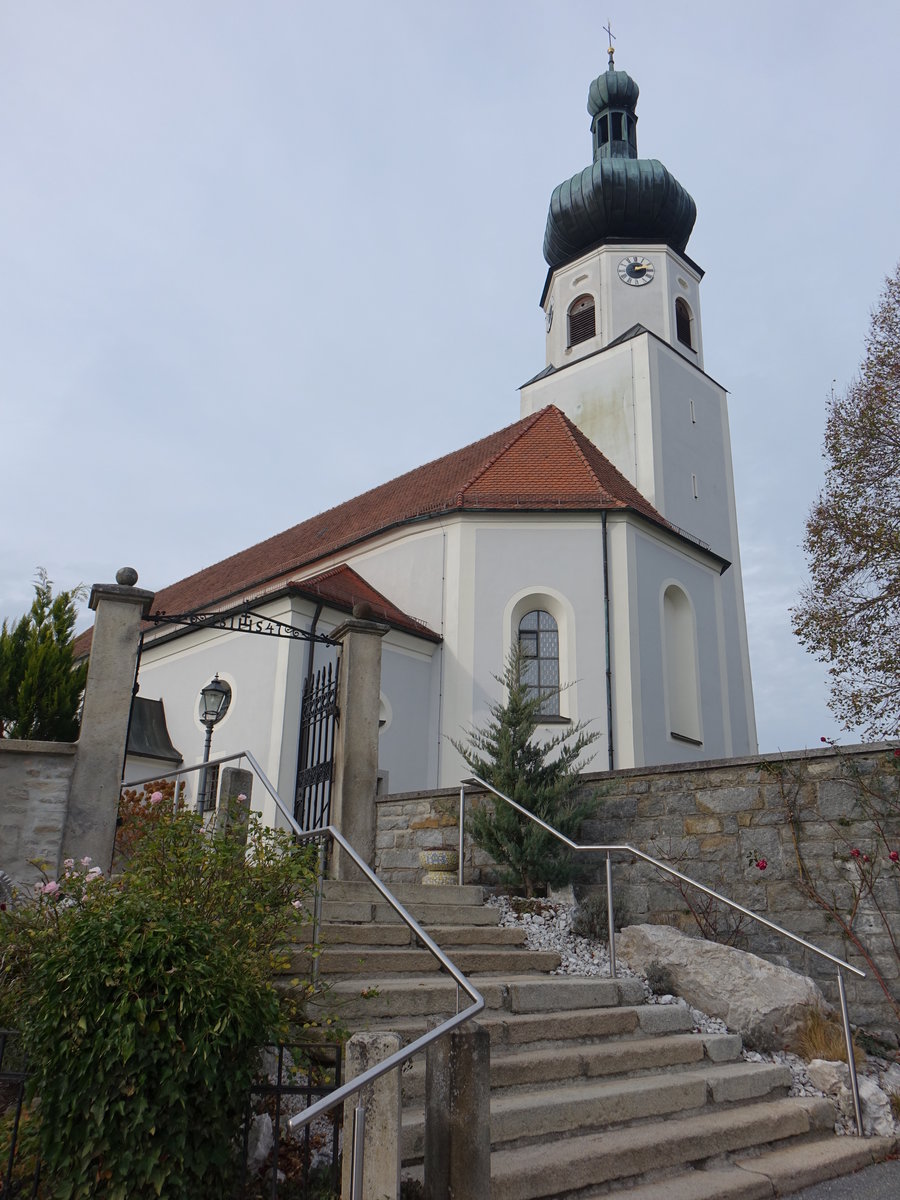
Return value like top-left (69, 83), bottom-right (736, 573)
top-left (294, 660), bottom-right (339, 830)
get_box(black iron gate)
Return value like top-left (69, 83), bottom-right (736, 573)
top-left (294, 660), bottom-right (339, 831)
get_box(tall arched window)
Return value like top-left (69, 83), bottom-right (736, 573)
top-left (518, 609), bottom-right (560, 716)
top-left (663, 585), bottom-right (701, 744)
top-left (675, 298), bottom-right (694, 349)
top-left (568, 295), bottom-right (596, 347)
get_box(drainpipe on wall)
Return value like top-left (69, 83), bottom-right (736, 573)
top-left (602, 512), bottom-right (614, 772)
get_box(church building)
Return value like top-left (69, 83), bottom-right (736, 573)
top-left (106, 55), bottom-right (757, 812)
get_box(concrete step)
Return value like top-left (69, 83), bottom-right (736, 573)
top-left (322, 879), bottom-right (484, 907)
top-left (320, 899), bottom-right (502, 926)
top-left (345, 1002), bottom-right (697, 1048)
top-left (285, 945), bottom-right (562, 976)
top-left (582, 1135), bottom-right (898, 1199)
top-left (398, 1032), bottom-right (744, 1100)
top-left (311, 973), bottom-right (644, 1020)
top-left (297, 921), bottom-right (526, 947)
top-left (401, 1060), bottom-right (793, 1160)
top-left (487, 1096), bottom-right (834, 1200)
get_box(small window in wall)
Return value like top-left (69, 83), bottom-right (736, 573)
top-left (599, 114), bottom-right (609, 145)
top-left (518, 609), bottom-right (560, 717)
top-left (675, 298), bottom-right (694, 349)
top-left (663, 585), bottom-right (701, 745)
top-left (568, 294), bottom-right (596, 347)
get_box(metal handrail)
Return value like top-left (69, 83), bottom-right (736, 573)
top-left (122, 754), bottom-right (485, 1138)
top-left (460, 772), bottom-right (867, 1136)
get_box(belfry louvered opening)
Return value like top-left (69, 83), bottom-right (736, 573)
top-left (568, 294), bottom-right (596, 347)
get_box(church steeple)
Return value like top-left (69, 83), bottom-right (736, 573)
top-left (589, 65), bottom-right (640, 160)
top-left (542, 60), bottom-right (696, 269)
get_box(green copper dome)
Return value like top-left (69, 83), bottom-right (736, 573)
top-left (543, 64), bottom-right (696, 269)
top-left (587, 69), bottom-right (639, 117)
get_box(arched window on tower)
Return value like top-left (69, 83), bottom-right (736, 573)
top-left (518, 609), bottom-right (560, 717)
top-left (568, 295), bottom-right (596, 347)
top-left (663, 584), bottom-right (702, 745)
top-left (675, 298), bottom-right (694, 349)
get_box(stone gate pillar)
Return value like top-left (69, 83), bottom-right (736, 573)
top-left (62, 568), bottom-right (154, 873)
top-left (330, 609), bottom-right (389, 880)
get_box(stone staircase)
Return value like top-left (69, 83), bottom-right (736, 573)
top-left (286, 880), bottom-right (896, 1199)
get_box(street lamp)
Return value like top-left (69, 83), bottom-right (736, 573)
top-left (197, 674), bottom-right (232, 813)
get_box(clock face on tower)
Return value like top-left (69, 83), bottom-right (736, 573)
top-left (617, 255), bottom-right (655, 286)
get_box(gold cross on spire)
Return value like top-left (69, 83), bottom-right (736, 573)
top-left (603, 18), bottom-right (616, 69)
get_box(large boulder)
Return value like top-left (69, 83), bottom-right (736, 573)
top-left (618, 923), bottom-right (829, 1051)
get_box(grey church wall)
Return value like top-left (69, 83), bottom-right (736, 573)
top-left (378, 641), bottom-right (435, 794)
top-left (374, 743), bottom-right (900, 1031)
top-left (344, 526), bottom-right (447, 633)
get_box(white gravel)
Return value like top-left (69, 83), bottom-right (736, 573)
top-left (487, 895), bottom-right (900, 1136)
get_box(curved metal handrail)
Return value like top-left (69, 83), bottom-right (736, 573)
top-left (460, 772), bottom-right (867, 1135)
top-left (122, 755), bottom-right (485, 1136)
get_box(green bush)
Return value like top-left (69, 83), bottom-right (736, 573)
top-left (0, 805), bottom-right (319, 1200)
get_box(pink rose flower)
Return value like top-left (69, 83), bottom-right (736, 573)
top-left (41, 880), bottom-right (61, 896)
top-left (150, 791), bottom-right (163, 805)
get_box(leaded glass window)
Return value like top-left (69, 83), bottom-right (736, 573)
top-left (518, 609), bottom-right (560, 717)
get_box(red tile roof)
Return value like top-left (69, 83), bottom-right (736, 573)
top-left (74, 405), bottom-right (673, 658)
top-left (287, 565), bottom-right (441, 642)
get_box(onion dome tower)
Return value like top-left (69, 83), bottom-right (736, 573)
top-left (532, 45), bottom-right (706, 373)
top-left (543, 56), bottom-right (696, 269)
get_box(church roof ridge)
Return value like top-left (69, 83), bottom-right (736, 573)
top-left (453, 408), bottom-right (548, 504)
top-left (85, 407), bottom-right (679, 640)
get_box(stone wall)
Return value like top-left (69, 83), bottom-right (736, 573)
top-left (0, 741), bottom-right (77, 893)
top-left (376, 744), bottom-right (900, 1032)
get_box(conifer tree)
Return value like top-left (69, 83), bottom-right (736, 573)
top-left (452, 648), bottom-right (599, 897)
top-left (0, 569), bottom-right (88, 741)
top-left (792, 263), bottom-right (900, 738)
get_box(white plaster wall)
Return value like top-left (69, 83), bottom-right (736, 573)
top-left (615, 520), bottom-right (737, 764)
top-left (438, 514), bottom-right (609, 786)
top-left (542, 244), bottom-right (703, 369)
top-left (377, 637), bottom-right (438, 794)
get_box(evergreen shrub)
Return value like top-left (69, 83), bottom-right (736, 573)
top-left (453, 648), bottom-right (600, 897)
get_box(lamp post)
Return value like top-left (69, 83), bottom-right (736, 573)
top-left (196, 674), bottom-right (231, 814)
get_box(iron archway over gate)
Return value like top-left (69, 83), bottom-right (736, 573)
top-left (145, 605), bottom-right (340, 831)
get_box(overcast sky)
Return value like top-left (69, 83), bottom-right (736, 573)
top-left (2, 1), bottom-right (898, 755)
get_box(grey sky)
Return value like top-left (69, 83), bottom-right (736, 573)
top-left (2, 1), bottom-right (898, 754)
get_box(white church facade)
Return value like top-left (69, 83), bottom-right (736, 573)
top-left (96, 56), bottom-right (756, 815)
